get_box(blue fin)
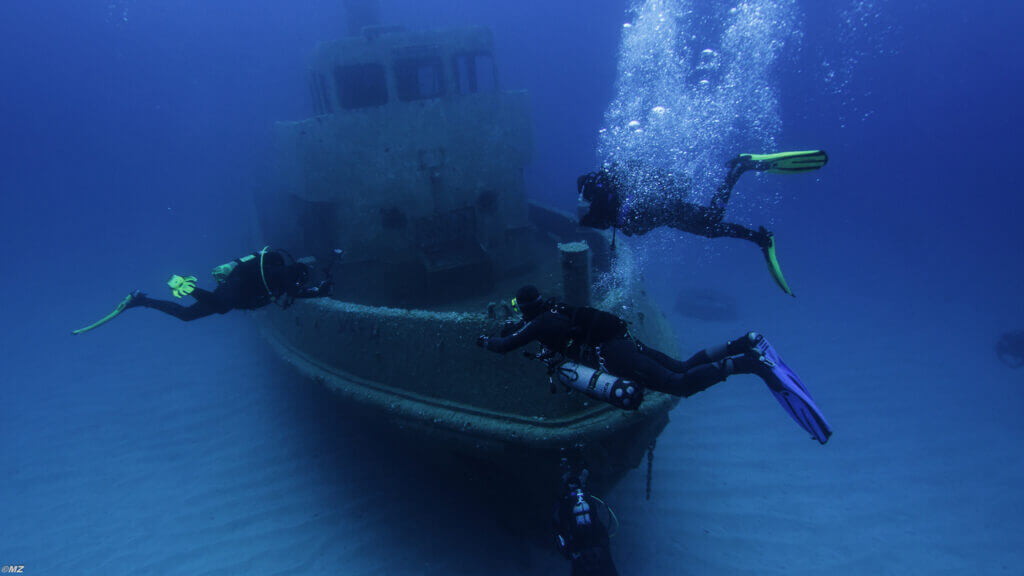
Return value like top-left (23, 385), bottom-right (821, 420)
top-left (751, 334), bottom-right (833, 444)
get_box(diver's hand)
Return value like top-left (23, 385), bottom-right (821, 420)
top-left (303, 279), bottom-right (333, 297)
top-left (476, 335), bottom-right (489, 349)
top-left (522, 347), bottom-right (554, 361)
top-left (500, 319), bottom-right (522, 337)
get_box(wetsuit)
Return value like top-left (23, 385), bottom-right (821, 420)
top-left (482, 303), bottom-right (759, 397)
top-left (133, 251), bottom-right (329, 322)
top-left (578, 161), bottom-right (770, 247)
top-left (554, 487), bottom-right (618, 576)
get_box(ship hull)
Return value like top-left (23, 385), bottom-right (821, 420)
top-left (255, 204), bottom-right (680, 493)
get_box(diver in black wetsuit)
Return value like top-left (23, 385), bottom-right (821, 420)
top-left (476, 286), bottom-right (833, 443)
top-left (553, 456), bottom-right (618, 576)
top-left (578, 158), bottom-right (768, 244)
top-left (477, 285), bottom-right (764, 398)
top-left (577, 150), bottom-right (828, 296)
top-left (128, 248), bottom-right (332, 322)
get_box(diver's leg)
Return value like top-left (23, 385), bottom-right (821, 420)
top-left (663, 333), bottom-right (759, 371)
top-left (708, 156), bottom-right (752, 218)
top-left (656, 355), bottom-right (762, 397)
top-left (675, 356), bottom-right (762, 397)
top-left (634, 340), bottom-right (690, 372)
top-left (667, 203), bottom-right (769, 247)
top-left (134, 295), bottom-right (218, 322)
top-left (599, 338), bottom-right (680, 392)
top-left (598, 338), bottom-right (751, 397)
top-left (633, 340), bottom-right (720, 374)
top-left (634, 337), bottom-right (763, 397)
top-left (700, 220), bottom-right (770, 247)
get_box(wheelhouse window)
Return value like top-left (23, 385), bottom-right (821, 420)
top-left (334, 63), bottom-right (388, 109)
top-left (454, 52), bottom-right (496, 94)
top-left (395, 57), bottom-right (445, 101)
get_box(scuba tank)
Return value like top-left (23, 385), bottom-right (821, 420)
top-left (572, 489), bottom-right (592, 528)
top-left (552, 361), bottom-right (643, 410)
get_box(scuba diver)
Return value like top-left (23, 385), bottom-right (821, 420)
top-left (553, 453), bottom-right (619, 576)
top-left (72, 247), bottom-right (333, 333)
top-left (577, 150), bottom-right (828, 296)
top-left (476, 285), bottom-right (832, 444)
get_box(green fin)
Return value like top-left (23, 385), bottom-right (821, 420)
top-left (71, 293), bottom-right (135, 335)
top-left (740, 150), bottom-right (828, 174)
top-left (762, 236), bottom-right (795, 297)
top-left (167, 274), bottom-right (198, 298)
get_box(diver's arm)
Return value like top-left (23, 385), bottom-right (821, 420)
top-left (480, 317), bottom-right (542, 353)
top-left (294, 279), bottom-right (333, 299)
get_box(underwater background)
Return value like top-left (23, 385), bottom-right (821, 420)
top-left (2, 1), bottom-right (1022, 574)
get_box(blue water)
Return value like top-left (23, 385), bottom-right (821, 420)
top-left (3, 1), bottom-right (1022, 574)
